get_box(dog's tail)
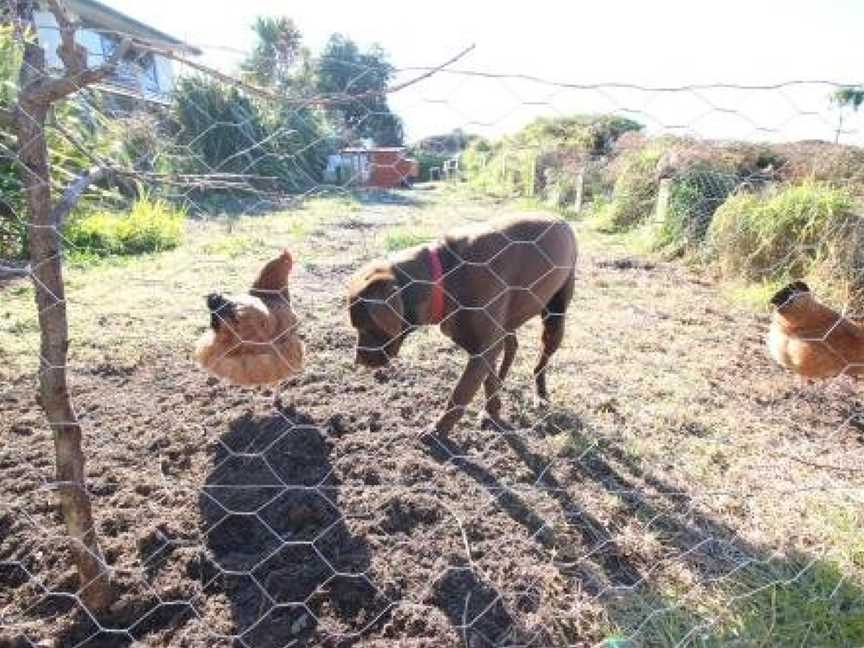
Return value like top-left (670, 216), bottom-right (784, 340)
top-left (545, 270), bottom-right (575, 319)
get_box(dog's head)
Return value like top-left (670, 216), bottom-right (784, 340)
top-left (347, 262), bottom-right (408, 368)
top-left (769, 280), bottom-right (810, 309)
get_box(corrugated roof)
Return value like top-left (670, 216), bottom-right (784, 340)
top-left (341, 147), bottom-right (408, 153)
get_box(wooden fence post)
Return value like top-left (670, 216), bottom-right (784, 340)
top-left (655, 178), bottom-right (672, 226)
top-left (574, 172), bottom-right (585, 213)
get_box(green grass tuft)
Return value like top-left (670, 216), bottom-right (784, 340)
top-left (383, 227), bottom-right (434, 252)
top-left (707, 181), bottom-right (863, 308)
top-left (65, 195), bottom-right (186, 258)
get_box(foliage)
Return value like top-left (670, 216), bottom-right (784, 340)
top-left (0, 23), bottom-right (23, 259)
top-left (316, 34), bottom-right (403, 146)
top-left (410, 129), bottom-right (476, 181)
top-left (833, 86), bottom-right (864, 112)
top-left (708, 181), bottom-right (864, 306)
top-left (384, 226), bottom-right (433, 251)
top-left (517, 114), bottom-right (643, 156)
top-left (65, 194), bottom-right (185, 257)
top-left (167, 75), bottom-right (334, 195)
top-left (241, 17), bottom-right (304, 90)
top-left (461, 115), bottom-right (643, 203)
top-left (598, 145), bottom-right (666, 231)
top-left (656, 165), bottom-right (740, 252)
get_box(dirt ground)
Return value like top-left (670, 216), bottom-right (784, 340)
top-left (2, 187), bottom-right (863, 647)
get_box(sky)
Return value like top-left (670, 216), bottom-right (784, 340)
top-left (107, 0), bottom-right (864, 144)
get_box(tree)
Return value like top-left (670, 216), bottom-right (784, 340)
top-left (831, 86), bottom-right (864, 144)
top-left (241, 17), bottom-right (304, 91)
top-left (4, 0), bottom-right (130, 612)
top-left (833, 86), bottom-right (864, 112)
top-left (316, 34), bottom-right (404, 146)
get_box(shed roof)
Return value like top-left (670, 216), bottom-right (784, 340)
top-left (341, 147), bottom-right (408, 153)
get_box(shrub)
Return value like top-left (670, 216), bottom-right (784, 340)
top-left (656, 166), bottom-right (740, 252)
top-left (65, 195), bottom-right (186, 257)
top-left (600, 146), bottom-right (666, 231)
top-left (708, 182), bottom-right (864, 305)
top-left (167, 76), bottom-right (335, 199)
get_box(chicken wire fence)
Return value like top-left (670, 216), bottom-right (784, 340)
top-left (2, 3), bottom-right (864, 647)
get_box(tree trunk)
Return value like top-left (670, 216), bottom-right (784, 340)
top-left (16, 41), bottom-right (114, 613)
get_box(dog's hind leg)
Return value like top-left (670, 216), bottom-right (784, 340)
top-left (534, 278), bottom-right (573, 405)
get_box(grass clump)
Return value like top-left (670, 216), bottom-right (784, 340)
top-left (707, 181), bottom-right (863, 305)
top-left (595, 146), bottom-right (665, 231)
top-left (66, 195), bottom-right (186, 258)
top-left (656, 166), bottom-right (740, 254)
top-left (383, 226), bottom-right (433, 252)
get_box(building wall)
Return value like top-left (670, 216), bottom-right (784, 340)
top-left (369, 150), bottom-right (416, 188)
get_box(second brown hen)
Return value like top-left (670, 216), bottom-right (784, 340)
top-left (767, 281), bottom-right (864, 382)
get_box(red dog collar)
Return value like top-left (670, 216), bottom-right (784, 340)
top-left (428, 247), bottom-right (446, 324)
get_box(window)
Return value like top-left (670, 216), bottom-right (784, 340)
top-left (98, 32), bottom-right (160, 96)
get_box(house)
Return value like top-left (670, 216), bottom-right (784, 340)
top-left (33, 0), bottom-right (201, 106)
top-left (324, 147), bottom-right (420, 188)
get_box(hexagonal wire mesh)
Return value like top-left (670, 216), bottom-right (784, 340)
top-left (2, 4), bottom-right (864, 648)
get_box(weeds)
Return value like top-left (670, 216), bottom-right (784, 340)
top-left (65, 195), bottom-right (186, 258)
top-left (707, 182), bottom-right (863, 306)
top-left (383, 226), bottom-right (433, 252)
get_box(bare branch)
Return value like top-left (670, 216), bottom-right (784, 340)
top-left (0, 260), bottom-right (30, 279)
top-left (21, 0), bottom-right (132, 107)
top-left (0, 106), bottom-right (14, 130)
top-left (136, 42), bottom-right (477, 106)
top-left (50, 165), bottom-right (107, 228)
top-left (47, 0), bottom-right (88, 77)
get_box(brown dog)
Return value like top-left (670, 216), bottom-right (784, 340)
top-left (348, 214), bottom-right (578, 436)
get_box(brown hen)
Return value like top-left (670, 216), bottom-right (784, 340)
top-left (767, 281), bottom-right (864, 383)
top-left (194, 250), bottom-right (304, 402)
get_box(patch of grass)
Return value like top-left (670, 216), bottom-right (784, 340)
top-left (383, 226), bottom-right (434, 252)
top-left (719, 279), bottom-right (785, 311)
top-left (201, 234), bottom-right (268, 258)
top-left (707, 181), bottom-right (863, 307)
top-left (722, 557), bottom-right (864, 646)
top-left (65, 195), bottom-right (186, 258)
top-left (600, 146), bottom-right (666, 231)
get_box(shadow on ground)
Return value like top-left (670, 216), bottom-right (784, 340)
top-left (198, 408), bottom-right (390, 648)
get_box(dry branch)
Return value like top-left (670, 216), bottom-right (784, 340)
top-left (0, 106), bottom-right (13, 130)
top-left (19, 0), bottom-right (131, 106)
top-left (136, 41), bottom-right (476, 106)
top-left (0, 260), bottom-right (30, 278)
top-left (50, 165), bottom-right (106, 227)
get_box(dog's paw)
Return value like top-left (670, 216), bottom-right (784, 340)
top-left (532, 395), bottom-right (550, 410)
top-left (479, 413), bottom-right (512, 432)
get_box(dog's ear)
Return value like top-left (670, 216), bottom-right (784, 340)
top-left (349, 267), bottom-right (405, 337)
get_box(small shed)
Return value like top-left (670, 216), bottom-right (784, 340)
top-left (324, 147), bottom-right (419, 188)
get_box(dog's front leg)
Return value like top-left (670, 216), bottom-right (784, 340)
top-left (432, 352), bottom-right (499, 437)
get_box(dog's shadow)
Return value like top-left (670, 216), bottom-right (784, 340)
top-left (198, 408), bottom-right (387, 647)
